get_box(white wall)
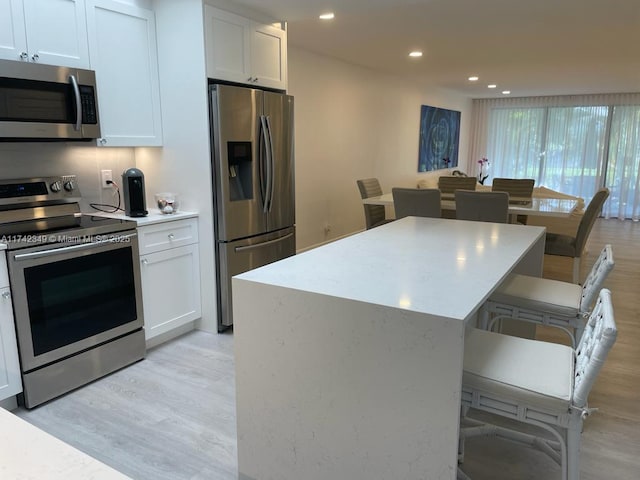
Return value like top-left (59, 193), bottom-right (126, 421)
top-left (287, 47), bottom-right (473, 250)
top-left (137, 0), bottom-right (217, 332)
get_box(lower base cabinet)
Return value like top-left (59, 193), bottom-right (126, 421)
top-left (140, 244), bottom-right (201, 340)
top-left (137, 217), bottom-right (201, 344)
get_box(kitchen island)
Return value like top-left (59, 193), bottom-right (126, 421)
top-left (233, 217), bottom-right (545, 480)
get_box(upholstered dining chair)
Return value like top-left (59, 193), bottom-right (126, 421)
top-left (392, 188), bottom-right (441, 219)
top-left (437, 176), bottom-right (478, 200)
top-left (357, 178), bottom-right (394, 229)
top-left (491, 178), bottom-right (535, 201)
top-left (492, 178), bottom-right (535, 224)
top-left (545, 188), bottom-right (610, 283)
top-left (481, 244), bottom-right (614, 347)
top-left (459, 288), bottom-right (617, 480)
top-left (455, 190), bottom-right (509, 223)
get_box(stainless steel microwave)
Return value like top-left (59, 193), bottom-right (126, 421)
top-left (0, 59), bottom-right (101, 141)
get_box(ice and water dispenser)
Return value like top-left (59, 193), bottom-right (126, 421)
top-left (227, 141), bottom-right (253, 201)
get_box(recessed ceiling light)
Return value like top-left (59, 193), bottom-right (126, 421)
top-left (502, 90), bottom-right (511, 95)
top-left (488, 84), bottom-right (497, 89)
top-left (468, 76), bottom-right (479, 81)
top-left (409, 51), bottom-right (423, 58)
top-left (319, 12), bottom-right (335, 20)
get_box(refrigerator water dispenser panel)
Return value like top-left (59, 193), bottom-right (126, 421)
top-left (228, 141), bottom-right (253, 201)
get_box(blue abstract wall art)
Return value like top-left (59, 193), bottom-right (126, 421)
top-left (417, 105), bottom-right (461, 172)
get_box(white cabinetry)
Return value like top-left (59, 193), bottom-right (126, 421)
top-left (0, 0), bottom-right (89, 68)
top-left (0, 253), bottom-right (22, 402)
top-left (138, 218), bottom-right (201, 344)
top-left (204, 5), bottom-right (287, 90)
top-left (86, 0), bottom-right (163, 146)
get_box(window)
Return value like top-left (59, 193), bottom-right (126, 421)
top-left (472, 95), bottom-right (640, 220)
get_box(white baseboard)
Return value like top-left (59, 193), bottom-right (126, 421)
top-left (146, 321), bottom-right (196, 350)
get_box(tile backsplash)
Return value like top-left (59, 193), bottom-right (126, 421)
top-left (0, 143), bottom-right (135, 212)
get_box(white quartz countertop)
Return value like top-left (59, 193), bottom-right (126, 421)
top-left (89, 209), bottom-right (198, 226)
top-left (0, 407), bottom-right (130, 479)
top-left (236, 217), bottom-right (545, 322)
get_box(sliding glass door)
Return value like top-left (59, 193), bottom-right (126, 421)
top-left (486, 103), bottom-right (640, 220)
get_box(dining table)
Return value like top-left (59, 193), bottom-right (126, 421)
top-left (363, 192), bottom-right (580, 220)
top-left (232, 216), bottom-right (546, 480)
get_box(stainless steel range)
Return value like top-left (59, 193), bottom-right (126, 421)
top-left (0, 175), bottom-right (145, 408)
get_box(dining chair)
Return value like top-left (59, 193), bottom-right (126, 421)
top-left (455, 190), bottom-right (509, 223)
top-left (357, 178), bottom-right (394, 229)
top-left (392, 188), bottom-right (441, 218)
top-left (491, 178), bottom-right (535, 224)
top-left (545, 188), bottom-right (610, 283)
top-left (437, 176), bottom-right (478, 200)
top-left (491, 178), bottom-right (535, 201)
top-left (459, 288), bottom-right (617, 480)
top-left (481, 244), bottom-right (614, 347)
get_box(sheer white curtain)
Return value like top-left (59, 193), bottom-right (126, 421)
top-left (605, 106), bottom-right (640, 220)
top-left (543, 106), bottom-right (608, 198)
top-left (470, 94), bottom-right (640, 219)
top-left (486, 107), bottom-right (544, 180)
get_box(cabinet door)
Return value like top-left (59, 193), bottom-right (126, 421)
top-left (0, 287), bottom-right (22, 401)
top-left (251, 23), bottom-right (287, 90)
top-left (0, 0), bottom-right (28, 62)
top-left (204, 5), bottom-right (251, 84)
top-left (86, 0), bottom-right (163, 146)
top-left (23, 0), bottom-right (90, 68)
top-left (140, 244), bottom-right (201, 341)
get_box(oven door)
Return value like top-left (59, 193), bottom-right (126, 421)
top-left (8, 232), bottom-right (143, 372)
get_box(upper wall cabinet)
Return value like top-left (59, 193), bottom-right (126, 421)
top-left (0, 0), bottom-right (90, 68)
top-left (204, 5), bottom-right (287, 91)
top-left (86, 0), bottom-right (163, 147)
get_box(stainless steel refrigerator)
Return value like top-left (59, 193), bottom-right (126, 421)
top-left (209, 84), bottom-right (295, 331)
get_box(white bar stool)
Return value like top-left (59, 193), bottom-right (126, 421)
top-left (459, 289), bottom-right (617, 480)
top-left (481, 244), bottom-right (614, 347)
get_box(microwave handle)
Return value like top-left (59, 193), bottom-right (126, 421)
top-left (69, 75), bottom-right (82, 131)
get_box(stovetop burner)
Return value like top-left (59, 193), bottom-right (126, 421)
top-left (0, 175), bottom-right (136, 250)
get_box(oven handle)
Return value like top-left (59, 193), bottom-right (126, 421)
top-left (13, 233), bottom-right (137, 261)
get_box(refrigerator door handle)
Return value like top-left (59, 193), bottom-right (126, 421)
top-left (259, 116), bottom-right (267, 210)
top-left (265, 115), bottom-right (275, 212)
top-left (260, 115), bottom-right (273, 213)
top-left (234, 232), bottom-right (294, 252)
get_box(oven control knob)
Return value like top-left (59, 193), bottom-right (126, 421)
top-left (64, 180), bottom-right (76, 192)
top-left (50, 181), bottom-right (62, 192)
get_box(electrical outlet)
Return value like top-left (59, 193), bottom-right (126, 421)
top-left (101, 169), bottom-right (113, 189)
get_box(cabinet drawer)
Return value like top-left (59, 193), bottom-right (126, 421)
top-left (138, 218), bottom-right (198, 255)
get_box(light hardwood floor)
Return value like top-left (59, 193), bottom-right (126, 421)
top-left (16, 330), bottom-right (238, 480)
top-left (14, 218), bottom-right (640, 479)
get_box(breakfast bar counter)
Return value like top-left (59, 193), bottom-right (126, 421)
top-left (233, 217), bottom-right (545, 480)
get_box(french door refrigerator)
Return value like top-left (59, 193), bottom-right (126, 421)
top-left (209, 84), bottom-right (295, 331)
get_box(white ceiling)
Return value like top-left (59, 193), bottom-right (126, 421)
top-left (229, 0), bottom-right (640, 98)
